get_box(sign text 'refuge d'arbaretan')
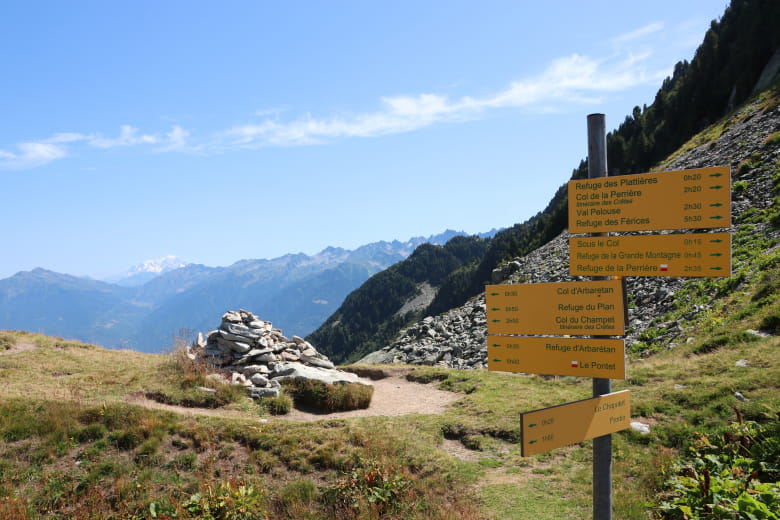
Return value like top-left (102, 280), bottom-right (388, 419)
top-left (485, 279), bottom-right (625, 336)
top-left (569, 232), bottom-right (731, 278)
top-left (520, 390), bottom-right (631, 456)
top-left (568, 166), bottom-right (730, 233)
top-left (487, 336), bottom-right (625, 379)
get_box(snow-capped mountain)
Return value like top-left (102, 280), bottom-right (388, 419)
top-left (106, 255), bottom-right (188, 287)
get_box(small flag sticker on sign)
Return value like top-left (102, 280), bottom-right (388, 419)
top-left (571, 360), bottom-right (579, 368)
top-left (660, 264), bottom-right (669, 272)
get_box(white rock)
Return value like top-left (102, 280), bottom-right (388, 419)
top-left (271, 362), bottom-right (372, 386)
top-left (630, 421), bottom-right (651, 435)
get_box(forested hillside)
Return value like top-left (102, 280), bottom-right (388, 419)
top-left (308, 0), bottom-right (780, 363)
top-left (309, 236), bottom-right (490, 362)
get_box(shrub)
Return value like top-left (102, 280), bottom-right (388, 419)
top-left (272, 479), bottom-right (318, 517)
top-left (74, 423), bottom-right (107, 443)
top-left (324, 457), bottom-right (414, 518)
top-left (181, 479), bottom-right (266, 520)
top-left (263, 394), bottom-right (292, 415)
top-left (282, 380), bottom-right (373, 412)
top-left (108, 429), bottom-right (143, 450)
top-left (656, 412), bottom-right (780, 519)
top-left (759, 312), bottom-right (780, 334)
top-left (691, 331), bottom-right (760, 355)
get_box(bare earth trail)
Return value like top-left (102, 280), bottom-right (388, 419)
top-left (0, 341), bottom-right (38, 356)
top-left (126, 373), bottom-right (459, 422)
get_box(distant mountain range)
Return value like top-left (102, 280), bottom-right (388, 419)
top-left (0, 230), bottom-right (497, 352)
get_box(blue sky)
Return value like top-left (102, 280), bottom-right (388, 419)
top-left (0, 0), bottom-right (728, 280)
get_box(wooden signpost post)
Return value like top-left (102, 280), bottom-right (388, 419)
top-left (486, 113), bottom-right (731, 519)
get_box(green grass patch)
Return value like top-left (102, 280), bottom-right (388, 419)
top-left (282, 379), bottom-right (373, 412)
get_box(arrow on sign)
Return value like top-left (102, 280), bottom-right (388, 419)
top-left (491, 343), bottom-right (502, 348)
top-left (709, 185), bottom-right (724, 190)
top-left (527, 423), bottom-right (537, 428)
top-left (710, 202), bottom-right (724, 207)
top-left (711, 267), bottom-right (724, 271)
top-left (709, 172), bottom-right (723, 178)
top-left (528, 440), bottom-right (538, 445)
top-left (490, 292), bottom-right (500, 296)
top-left (491, 359), bottom-right (503, 363)
top-left (491, 319), bottom-right (502, 324)
top-left (490, 307), bottom-right (501, 312)
top-left (709, 215), bottom-right (724, 220)
top-left (710, 239), bottom-right (724, 243)
top-left (710, 253), bottom-right (723, 257)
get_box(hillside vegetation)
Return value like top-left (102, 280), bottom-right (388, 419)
top-left (309, 0), bottom-right (780, 363)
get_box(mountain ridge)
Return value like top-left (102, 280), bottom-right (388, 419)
top-left (0, 230), bottom-right (493, 351)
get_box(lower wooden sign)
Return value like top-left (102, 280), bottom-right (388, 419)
top-left (520, 390), bottom-right (631, 456)
top-left (488, 336), bottom-right (625, 379)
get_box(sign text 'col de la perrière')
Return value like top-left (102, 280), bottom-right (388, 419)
top-left (568, 166), bottom-right (730, 234)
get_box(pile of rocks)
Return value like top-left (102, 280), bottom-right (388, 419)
top-left (192, 309), bottom-right (370, 399)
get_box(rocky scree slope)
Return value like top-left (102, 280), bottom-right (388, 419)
top-left (361, 90), bottom-right (780, 368)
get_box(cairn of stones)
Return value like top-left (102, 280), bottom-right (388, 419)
top-left (191, 309), bottom-right (370, 399)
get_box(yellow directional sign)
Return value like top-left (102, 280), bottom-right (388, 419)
top-left (568, 166), bottom-right (731, 233)
top-left (485, 279), bottom-right (625, 336)
top-left (521, 390), bottom-right (631, 456)
top-left (569, 232), bottom-right (731, 277)
top-left (488, 336), bottom-right (625, 379)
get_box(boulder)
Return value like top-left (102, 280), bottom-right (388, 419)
top-left (271, 362), bottom-right (372, 386)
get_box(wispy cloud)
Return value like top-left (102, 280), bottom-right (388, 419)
top-left (225, 48), bottom-right (664, 148)
top-left (611, 22), bottom-right (664, 44)
top-left (88, 125), bottom-right (158, 149)
top-left (158, 126), bottom-right (190, 152)
top-left (0, 125), bottom-right (186, 170)
top-left (0, 141), bottom-right (68, 170)
top-left (1, 23), bottom-right (671, 168)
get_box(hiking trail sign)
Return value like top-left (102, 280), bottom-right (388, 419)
top-left (568, 166), bottom-right (730, 234)
top-left (487, 336), bottom-right (625, 379)
top-left (485, 279), bottom-right (625, 336)
top-left (520, 390), bottom-right (631, 456)
top-left (569, 232), bottom-right (731, 277)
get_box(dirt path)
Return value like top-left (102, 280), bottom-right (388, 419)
top-left (0, 341), bottom-right (38, 355)
top-left (126, 374), bottom-right (458, 422)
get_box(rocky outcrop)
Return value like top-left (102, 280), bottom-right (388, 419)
top-left (192, 309), bottom-right (370, 398)
top-left (361, 90), bottom-right (780, 369)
